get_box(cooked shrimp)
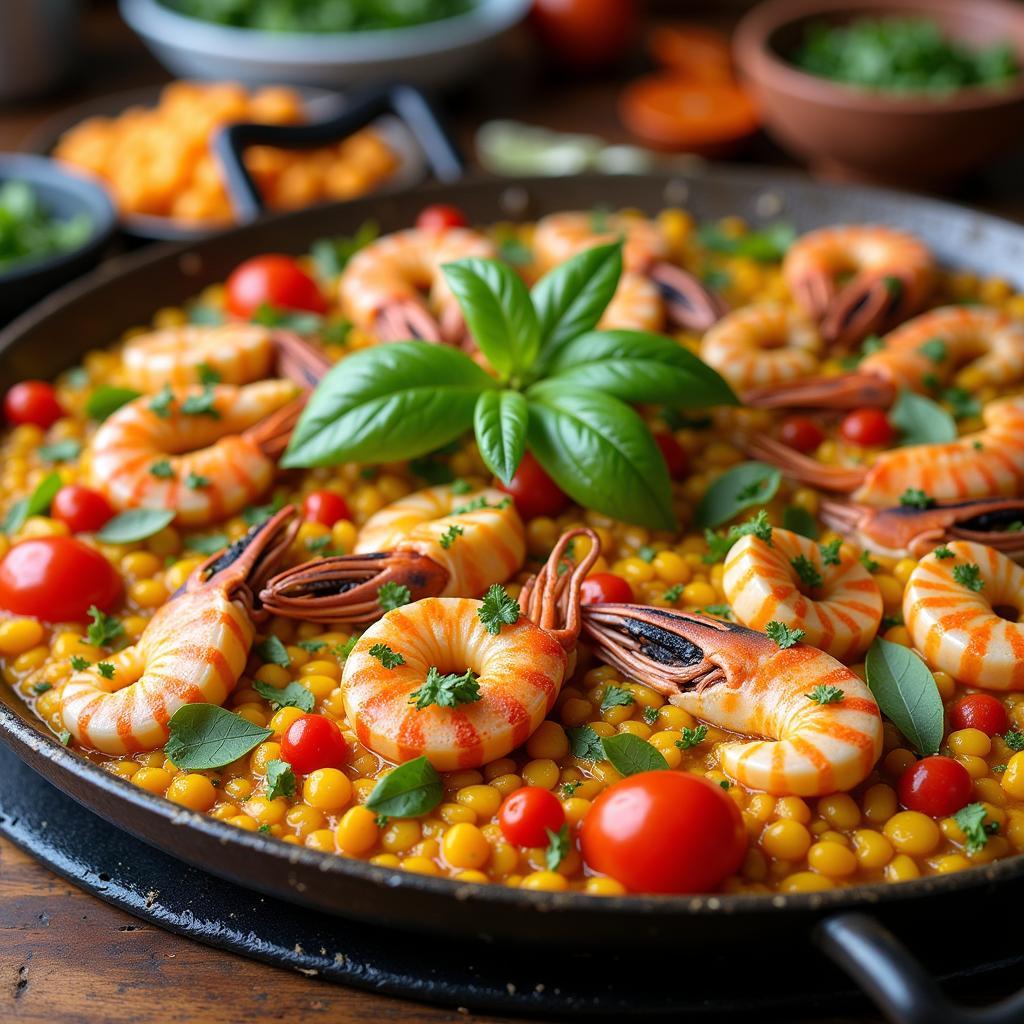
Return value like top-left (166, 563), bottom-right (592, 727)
top-left (903, 541), bottom-right (1024, 690)
top-left (581, 605), bottom-right (883, 796)
top-left (88, 380), bottom-right (302, 527)
top-left (533, 211), bottom-right (726, 330)
top-left (820, 496), bottom-right (1024, 560)
top-left (783, 225), bottom-right (935, 350)
top-left (122, 324), bottom-right (331, 392)
top-left (747, 395), bottom-right (1024, 507)
top-left (342, 528), bottom-right (598, 769)
top-left (261, 484), bottom-right (525, 625)
top-left (724, 527), bottom-right (882, 660)
top-left (746, 305), bottom-right (1024, 409)
top-left (600, 272), bottom-right (664, 331)
top-left (700, 303), bottom-right (822, 395)
top-left (58, 507), bottom-right (298, 754)
top-left (338, 227), bottom-right (497, 345)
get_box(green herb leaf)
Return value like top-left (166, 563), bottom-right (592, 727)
top-left (96, 662), bottom-right (115, 679)
top-left (890, 389), bottom-right (957, 447)
top-left (87, 606), bottom-right (124, 648)
top-left (545, 824), bottom-right (570, 871)
top-left (954, 802), bottom-right (999, 855)
top-left (917, 338), bottom-right (947, 364)
top-left (180, 386), bottom-right (220, 419)
top-left (164, 705), bottom-right (272, 770)
top-left (439, 524), bottom-right (464, 549)
top-left (765, 621), bottom-right (805, 648)
top-left (365, 756), bottom-right (443, 819)
top-left (567, 725), bottom-right (605, 761)
top-left (783, 505), bottom-right (819, 539)
top-left (96, 508), bottom-right (176, 544)
top-left (253, 680), bottom-right (314, 713)
top-left (675, 724), bottom-right (708, 749)
top-left (942, 387), bottom-right (981, 421)
top-left (698, 222), bottom-right (796, 262)
top-left (807, 684), bottom-right (845, 705)
top-left (899, 488), bottom-right (935, 510)
top-left (702, 604), bottom-right (733, 619)
top-left (297, 639), bottom-right (326, 654)
top-left (378, 581), bottom-right (411, 612)
top-left (283, 341), bottom-right (495, 469)
top-left (409, 666), bottom-right (481, 709)
top-left (601, 733), bottom-right (669, 776)
top-left (255, 635), bottom-right (291, 668)
top-left (185, 471), bottom-right (210, 490)
top-left (311, 221), bottom-right (379, 278)
top-left (188, 533), bottom-right (229, 556)
top-left (187, 305), bottom-right (225, 326)
top-left (859, 550), bottom-right (881, 573)
top-left (791, 554), bottom-right (824, 589)
top-left (663, 583), bottom-right (684, 602)
top-left (865, 637), bottom-right (944, 756)
top-left (265, 758), bottom-right (296, 800)
top-left (695, 462), bottom-right (782, 529)
top-left (368, 642), bottom-right (405, 669)
top-left (38, 439), bottom-right (81, 463)
top-left (526, 382), bottom-right (675, 530)
top-left (149, 459), bottom-right (174, 479)
top-left (819, 538), bottom-right (843, 566)
top-left (86, 385), bottom-right (141, 421)
top-left (642, 705), bottom-right (661, 725)
top-left (2, 471), bottom-right (61, 533)
top-left (473, 389), bottom-right (528, 486)
top-left (600, 685), bottom-right (634, 712)
top-left (952, 562), bottom-right (984, 591)
top-left (69, 655), bottom-right (90, 671)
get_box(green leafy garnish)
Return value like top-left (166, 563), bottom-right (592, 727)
top-left (196, 362), bottom-right (221, 385)
top-left (368, 642), bottom-right (405, 669)
top-left (695, 465), bottom-right (781, 529)
top-left (2, 471), bottom-right (61, 534)
top-left (149, 459), bottom-right (174, 479)
top-left (600, 685), bottom-right (634, 712)
top-left (859, 550), bottom-right (881, 573)
top-left (96, 662), bottom-right (115, 679)
top-left (32, 681), bottom-right (52, 695)
top-left (807, 684), bottom-right (845, 705)
top-left (188, 533), bottom-right (229, 556)
top-left (180, 386), bottom-right (220, 419)
top-left (567, 725), bottom-right (605, 761)
top-left (365, 756), bottom-right (443, 819)
top-left (865, 637), bottom-right (943, 756)
top-left (702, 604), bottom-right (733, 619)
top-left (69, 655), bottom-right (90, 671)
top-left (310, 221), bottom-right (379, 278)
top-left (545, 824), bottom-right (570, 871)
top-left (933, 545), bottom-right (954, 559)
top-left (96, 509), bottom-right (175, 544)
top-left (439, 524), bottom-right (464, 549)
top-left (38, 440), bottom-right (81, 463)
top-left (0, 179), bottom-right (92, 272)
top-left (819, 539), bottom-right (842, 566)
top-left (478, 583), bottom-right (520, 635)
top-left (697, 221), bottom-right (796, 262)
top-left (297, 639), bottom-right (326, 654)
top-left (890, 390), bottom-right (956, 447)
top-left (87, 606), bottom-right (124, 649)
top-left (765, 621), bottom-right (805, 648)
top-left (675, 724), bottom-right (708, 750)
top-left (917, 338), bottom-right (947, 363)
top-left (334, 636), bottom-right (359, 660)
top-left (164, 705), bottom-right (272, 770)
top-left (954, 802), bottom-right (999, 855)
top-left (952, 563), bottom-right (984, 592)
top-left (87, 385), bottom-right (141, 421)
top-left (791, 554), bottom-right (824, 589)
top-left (148, 385), bottom-right (174, 419)
top-left (377, 581), bottom-right (411, 612)
top-left (942, 387), bottom-right (981, 420)
top-left (409, 667), bottom-right (481, 710)
top-left (899, 488), bottom-right (935, 510)
top-left (602, 733), bottom-right (669, 776)
top-left (265, 759), bottom-right (296, 800)
top-left (253, 680), bottom-right (314, 713)
top-left (702, 508), bottom-right (774, 563)
top-left (185, 471), bottom-right (210, 490)
top-left (642, 705), bottom-right (661, 726)
top-left (663, 584), bottom-right (684, 602)
top-left (1003, 729), bottom-right (1024, 752)
top-left (255, 635), bottom-right (291, 668)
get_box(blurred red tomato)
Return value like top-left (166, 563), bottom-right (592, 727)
top-left (530, 0), bottom-right (638, 70)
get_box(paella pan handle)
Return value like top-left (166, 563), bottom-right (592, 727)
top-left (212, 83), bottom-right (464, 222)
top-left (818, 913), bottom-right (1024, 1024)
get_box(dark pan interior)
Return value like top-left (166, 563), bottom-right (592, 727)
top-left (2, 168), bottom-right (1024, 951)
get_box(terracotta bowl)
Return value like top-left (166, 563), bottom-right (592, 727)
top-left (734, 0), bottom-right (1024, 189)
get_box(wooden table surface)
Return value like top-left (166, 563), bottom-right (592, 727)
top-left (3, 5), bottom-right (1024, 1022)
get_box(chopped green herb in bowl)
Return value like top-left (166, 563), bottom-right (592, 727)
top-left (0, 181), bottom-right (93, 274)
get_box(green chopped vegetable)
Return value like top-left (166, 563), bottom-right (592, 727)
top-left (0, 180), bottom-right (92, 273)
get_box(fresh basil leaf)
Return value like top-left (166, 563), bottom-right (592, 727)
top-left (253, 680), bottom-right (314, 713)
top-left (311, 220), bottom-right (379, 278)
top-left (473, 390), bottom-right (528, 486)
top-left (543, 329), bottom-right (737, 408)
top-left (568, 725), bottom-right (605, 760)
top-left (695, 462), bottom-right (782, 529)
top-left (890, 388), bottom-right (957, 447)
top-left (783, 506), bottom-right (819, 540)
top-left (283, 341), bottom-right (495, 468)
top-left (526, 382), bottom-right (675, 530)
top-left (364, 755), bottom-right (443, 818)
top-left (255, 635), bottom-right (291, 668)
top-left (86, 385), bottom-right (141, 421)
top-left (97, 508), bottom-right (175, 544)
top-left (251, 303), bottom-right (323, 336)
top-left (865, 637), bottom-right (944, 756)
top-left (164, 704), bottom-right (272, 770)
top-left (601, 733), bottom-right (669, 776)
top-left (187, 532), bottom-right (229, 556)
top-left (443, 258), bottom-right (540, 380)
top-left (2, 471), bottom-right (61, 533)
top-left (531, 242), bottom-right (622, 364)
top-left (698, 222), bottom-right (796, 262)
top-left (38, 439), bottom-right (82, 463)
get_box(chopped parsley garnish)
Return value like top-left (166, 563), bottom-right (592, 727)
top-left (954, 802), bottom-right (999, 855)
top-left (791, 554), bottom-right (824, 589)
top-left (148, 385), bottom-right (174, 418)
top-left (943, 387), bottom-right (981, 420)
top-left (450, 495), bottom-right (511, 516)
top-left (702, 604), bottom-right (733, 619)
top-left (859, 550), bottom-right (881, 573)
top-left (180, 385), bottom-right (220, 418)
top-left (675, 724), bottom-right (708, 750)
top-left (196, 362), bottom-right (221, 385)
top-left (297, 639), bottom-right (326, 654)
top-left (918, 338), bottom-right (947, 364)
top-left (806, 684), bottom-right (845, 705)
top-left (719, 780), bottom-right (731, 790)
top-left (642, 705), bottom-right (661, 726)
top-left (561, 780), bottom-right (582, 797)
top-left (185, 472), bottom-right (210, 490)
top-left (242, 495), bottom-right (285, 528)
top-left (703, 509), bottom-right (773, 563)
top-left (952, 562), bottom-right (984, 592)
top-left (637, 545), bottom-right (656, 563)
top-left (368, 642), bottom-right (405, 669)
top-left (765, 621), bottom-right (805, 648)
top-left (96, 662), bottom-right (115, 679)
top-left (663, 584), bottom-right (684, 602)
top-left (545, 824), bottom-right (570, 871)
top-left (439, 524), bottom-right (464, 549)
top-left (87, 606), bottom-right (124, 649)
top-left (478, 583), bottom-right (520, 635)
top-left (258, 824), bottom-right (272, 833)
top-left (1003, 729), bottom-right (1024, 752)
top-left (253, 680), bottom-right (314, 713)
top-left (265, 759), bottom-right (296, 800)
top-left (334, 636), bottom-right (359, 659)
top-left (305, 534), bottom-right (333, 554)
top-left (993, 764), bottom-right (1008, 774)
top-left (32, 681), bottom-right (52, 695)
top-left (600, 685), bottom-right (634, 712)
top-left (377, 581), bottom-right (411, 612)
top-left (149, 459), bottom-right (174, 479)
top-left (900, 489), bottom-right (935, 510)
top-left (933, 545), bottom-right (954, 559)
top-left (409, 667), bottom-right (482, 710)
top-left (819, 539), bottom-right (843, 566)
top-left (69, 655), bottom-right (90, 671)
top-left (567, 725), bottom-right (605, 761)
top-left (450, 478), bottom-right (473, 495)
top-left (881, 613), bottom-right (904, 630)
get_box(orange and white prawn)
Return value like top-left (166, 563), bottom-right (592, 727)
top-left (533, 211), bottom-right (727, 331)
top-left (904, 540), bottom-right (1024, 690)
top-left (723, 526), bottom-right (882, 660)
top-left (582, 605), bottom-right (883, 796)
top-left (58, 507), bottom-right (298, 754)
top-left (746, 305), bottom-right (1024, 410)
top-left (88, 380), bottom-right (303, 526)
top-left (783, 225), bottom-right (935, 350)
top-left (747, 395), bottom-right (1024, 507)
top-left (261, 484), bottom-right (526, 624)
top-left (338, 227), bottom-right (496, 345)
top-left (342, 528), bottom-right (598, 770)
top-left (699, 302), bottom-right (822, 394)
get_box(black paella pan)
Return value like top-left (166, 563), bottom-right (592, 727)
top-left (2, 168), bottom-right (1024, 1023)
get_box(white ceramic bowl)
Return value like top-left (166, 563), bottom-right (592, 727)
top-left (119, 0), bottom-right (530, 89)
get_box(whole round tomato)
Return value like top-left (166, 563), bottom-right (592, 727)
top-left (654, 432), bottom-right (689, 479)
top-left (898, 756), bottom-right (972, 817)
top-left (281, 714), bottom-right (349, 775)
top-left (949, 693), bottom-right (1008, 736)
top-left (497, 452), bottom-right (569, 521)
top-left (580, 572), bottom-right (634, 605)
top-left (530, 0), bottom-right (638, 70)
top-left (302, 490), bottom-right (351, 528)
top-left (580, 771), bottom-right (745, 893)
top-left (226, 255), bottom-right (327, 319)
top-left (4, 381), bottom-right (63, 429)
top-left (416, 204), bottom-right (468, 231)
top-left (51, 485), bottom-right (115, 534)
top-left (0, 537), bottom-right (122, 623)
top-left (840, 408), bottom-right (894, 447)
top-left (779, 415), bottom-right (824, 454)
top-left (498, 786), bottom-right (565, 847)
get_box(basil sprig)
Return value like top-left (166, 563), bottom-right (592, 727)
top-left (284, 242), bottom-right (737, 529)
top-left (865, 637), bottom-right (943, 756)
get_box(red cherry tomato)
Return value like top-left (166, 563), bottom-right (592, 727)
top-left (581, 771), bottom-right (745, 893)
top-left (530, 0), bottom-right (638, 70)
top-left (498, 786), bottom-right (566, 847)
top-left (779, 415), bottom-right (824, 454)
top-left (280, 714), bottom-right (349, 775)
top-left (840, 408), bottom-right (895, 447)
top-left (225, 254), bottom-right (327, 319)
top-left (898, 756), bottom-right (973, 818)
top-left (415, 204), bottom-right (468, 231)
top-left (4, 381), bottom-right (64, 429)
top-left (580, 572), bottom-right (635, 605)
top-left (0, 537), bottom-right (122, 623)
top-left (50, 486), bottom-right (115, 534)
top-left (654, 431), bottom-right (689, 479)
top-left (497, 451), bottom-right (569, 521)
top-left (948, 693), bottom-right (1008, 736)
top-left (302, 490), bottom-right (351, 528)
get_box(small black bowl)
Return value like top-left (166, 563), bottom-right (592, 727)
top-left (0, 154), bottom-right (116, 326)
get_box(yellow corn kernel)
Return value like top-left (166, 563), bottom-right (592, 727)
top-left (489, 772), bottom-right (523, 796)
top-left (862, 783), bottom-right (898, 824)
top-left (165, 557), bottom-right (203, 591)
top-left (932, 671), bottom-right (956, 701)
top-left (305, 829), bottom-right (337, 853)
top-left (456, 784), bottom-right (502, 818)
top-left (303, 767), bottom-right (352, 811)
top-left (250, 741), bottom-right (282, 776)
top-left (818, 793), bottom-right (861, 831)
top-left (520, 870), bottom-right (568, 892)
top-left (121, 550), bottom-right (162, 578)
top-left (332, 519), bottom-right (357, 553)
top-left (760, 819), bottom-right (811, 860)
top-left (873, 574), bottom-right (903, 607)
top-left (133, 767), bottom-right (172, 794)
top-left (299, 673), bottom-right (336, 702)
top-left (1001, 752), bottom-right (1024, 799)
top-left (852, 829), bottom-right (893, 870)
top-left (884, 854), bottom-right (921, 882)
top-left (381, 819), bottom-right (421, 854)
top-left (269, 706), bottom-right (305, 736)
top-left (807, 840), bottom-right (858, 878)
top-left (442, 822), bottom-right (490, 870)
top-left (0, 618), bottom-right (44, 656)
top-left (682, 581), bottom-right (717, 607)
top-left (948, 728), bottom-right (991, 758)
top-left (229, 814), bottom-right (260, 832)
top-left (300, 658), bottom-right (342, 681)
top-left (335, 805), bottom-right (379, 855)
top-left (129, 578), bottom-right (168, 608)
top-left (775, 796), bottom-right (811, 823)
top-left (526, 720), bottom-right (569, 760)
top-left (780, 871), bottom-right (833, 893)
top-left (254, 663), bottom-right (290, 688)
top-left (166, 773), bottom-right (217, 811)
top-left (652, 550), bottom-right (690, 585)
top-left (286, 804), bottom-right (326, 838)
top-left (224, 778), bottom-right (251, 802)
top-left (884, 811), bottom-right (940, 856)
